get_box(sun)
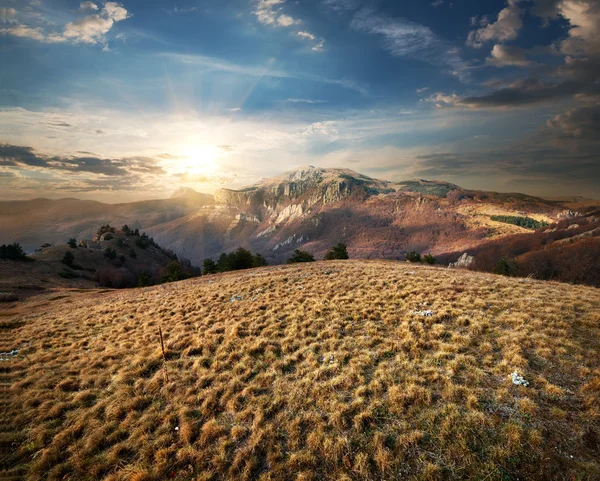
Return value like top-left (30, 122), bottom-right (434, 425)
top-left (173, 144), bottom-right (221, 177)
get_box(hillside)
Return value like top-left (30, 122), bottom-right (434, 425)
top-left (0, 194), bottom-right (213, 253)
top-left (0, 226), bottom-right (197, 298)
top-left (0, 166), bottom-right (569, 265)
top-left (2, 261), bottom-right (599, 480)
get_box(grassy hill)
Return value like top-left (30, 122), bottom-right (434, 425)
top-left (2, 261), bottom-right (599, 480)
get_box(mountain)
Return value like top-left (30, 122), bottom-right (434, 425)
top-left (0, 166), bottom-right (583, 266)
top-left (0, 191), bottom-right (213, 253)
top-left (147, 165), bottom-right (564, 264)
top-left (3, 260), bottom-right (600, 480)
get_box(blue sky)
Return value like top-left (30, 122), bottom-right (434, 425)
top-left (1, 0), bottom-right (599, 201)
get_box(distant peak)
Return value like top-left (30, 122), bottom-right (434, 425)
top-left (170, 187), bottom-right (200, 199)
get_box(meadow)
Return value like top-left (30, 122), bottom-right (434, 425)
top-left (3, 260), bottom-right (600, 480)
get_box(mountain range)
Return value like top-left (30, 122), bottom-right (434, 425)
top-left (1, 165), bottom-right (597, 265)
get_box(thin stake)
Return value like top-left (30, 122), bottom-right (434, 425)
top-left (159, 326), bottom-right (169, 383)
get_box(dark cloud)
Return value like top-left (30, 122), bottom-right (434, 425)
top-left (546, 105), bottom-right (600, 140)
top-left (0, 144), bottom-right (166, 177)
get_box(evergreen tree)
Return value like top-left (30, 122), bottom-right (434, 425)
top-left (287, 249), bottom-right (315, 264)
top-left (324, 243), bottom-right (349, 260)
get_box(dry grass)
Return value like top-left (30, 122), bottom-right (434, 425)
top-left (4, 260), bottom-right (600, 480)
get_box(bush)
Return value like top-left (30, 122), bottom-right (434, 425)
top-left (494, 257), bottom-right (519, 277)
top-left (406, 251), bottom-right (422, 263)
top-left (162, 261), bottom-right (186, 283)
top-left (423, 254), bottom-right (437, 264)
top-left (67, 238), bottom-right (77, 248)
top-left (104, 247), bottom-right (117, 260)
top-left (137, 271), bottom-right (152, 287)
top-left (62, 251), bottom-right (75, 266)
top-left (59, 270), bottom-right (79, 279)
top-left (253, 253), bottom-right (268, 268)
top-left (129, 249), bottom-right (137, 259)
top-left (203, 258), bottom-right (218, 274)
top-left (288, 249), bottom-right (315, 264)
top-left (324, 243), bottom-right (349, 260)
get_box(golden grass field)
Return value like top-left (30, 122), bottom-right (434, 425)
top-left (2, 260), bottom-right (600, 481)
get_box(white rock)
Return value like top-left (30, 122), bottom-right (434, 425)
top-left (511, 371), bottom-right (529, 387)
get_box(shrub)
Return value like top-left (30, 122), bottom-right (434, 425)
top-left (324, 243), bottom-right (349, 260)
top-left (287, 249), bottom-right (315, 264)
top-left (406, 251), bottom-right (422, 263)
top-left (162, 261), bottom-right (186, 283)
top-left (203, 258), bottom-right (218, 275)
top-left (104, 247), bottom-right (117, 260)
top-left (0, 243), bottom-right (27, 260)
top-left (129, 249), bottom-right (137, 259)
top-left (494, 257), bottom-right (519, 277)
top-left (253, 253), bottom-right (268, 268)
top-left (67, 238), bottom-right (77, 248)
top-left (137, 271), bottom-right (152, 287)
top-left (59, 270), bottom-right (79, 279)
top-left (62, 251), bottom-right (75, 266)
top-left (423, 254), bottom-right (437, 264)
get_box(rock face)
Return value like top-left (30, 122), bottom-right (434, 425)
top-left (449, 253), bottom-right (475, 269)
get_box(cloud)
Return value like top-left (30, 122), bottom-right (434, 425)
top-left (285, 98), bottom-right (326, 104)
top-left (2, 1), bottom-right (130, 46)
top-left (297, 31), bottom-right (325, 51)
top-left (79, 2), bottom-right (98, 11)
top-left (254, 0), bottom-right (295, 26)
top-left (431, 1), bottom-right (444, 7)
top-left (486, 44), bottom-right (532, 67)
top-left (322, 0), bottom-right (361, 11)
top-left (467, 0), bottom-right (524, 48)
top-left (425, 92), bottom-right (462, 108)
top-left (163, 5), bottom-right (197, 15)
top-left (277, 14), bottom-right (298, 27)
top-left (297, 31), bottom-right (316, 41)
top-left (351, 9), bottom-right (468, 78)
top-left (1, 7), bottom-right (17, 23)
top-left (546, 105), bottom-right (600, 140)
top-left (416, 87), bottom-right (430, 94)
top-left (1, 24), bottom-right (45, 41)
top-left (0, 144), bottom-right (167, 178)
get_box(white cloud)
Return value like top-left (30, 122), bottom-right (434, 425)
top-left (297, 31), bottom-right (316, 41)
top-left (322, 0), bottom-right (361, 12)
top-left (416, 87), bottom-right (430, 94)
top-left (277, 14), bottom-right (298, 27)
top-left (467, 0), bottom-right (524, 48)
top-left (80, 2), bottom-right (98, 11)
top-left (351, 9), bottom-right (468, 78)
top-left (486, 44), bottom-right (531, 67)
top-left (425, 92), bottom-right (462, 108)
top-left (2, 1), bottom-right (130, 46)
top-left (431, 1), bottom-right (444, 7)
top-left (1, 24), bottom-right (45, 41)
top-left (104, 2), bottom-right (129, 21)
top-left (1, 7), bottom-right (17, 23)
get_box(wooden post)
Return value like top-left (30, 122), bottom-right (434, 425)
top-left (159, 326), bottom-right (169, 383)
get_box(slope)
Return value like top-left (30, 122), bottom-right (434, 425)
top-left (3, 261), bottom-right (599, 480)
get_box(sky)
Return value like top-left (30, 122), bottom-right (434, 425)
top-left (1, 0), bottom-right (599, 202)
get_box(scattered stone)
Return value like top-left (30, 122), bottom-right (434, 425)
top-left (511, 371), bottom-right (529, 387)
top-left (412, 310), bottom-right (434, 317)
top-left (230, 295), bottom-right (243, 302)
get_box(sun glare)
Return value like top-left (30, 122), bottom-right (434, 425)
top-left (173, 144), bottom-right (221, 177)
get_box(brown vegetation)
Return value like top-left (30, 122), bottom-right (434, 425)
top-left (3, 261), bottom-right (600, 480)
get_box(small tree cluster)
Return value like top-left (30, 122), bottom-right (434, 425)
top-left (62, 251), bottom-right (75, 266)
top-left (67, 238), bottom-right (77, 248)
top-left (0, 243), bottom-right (27, 260)
top-left (203, 247), bottom-right (268, 274)
top-left (104, 247), bottom-right (117, 260)
top-left (287, 249), bottom-right (315, 264)
top-left (406, 251), bottom-right (437, 264)
top-left (490, 215), bottom-right (548, 230)
top-left (324, 243), bottom-right (349, 260)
